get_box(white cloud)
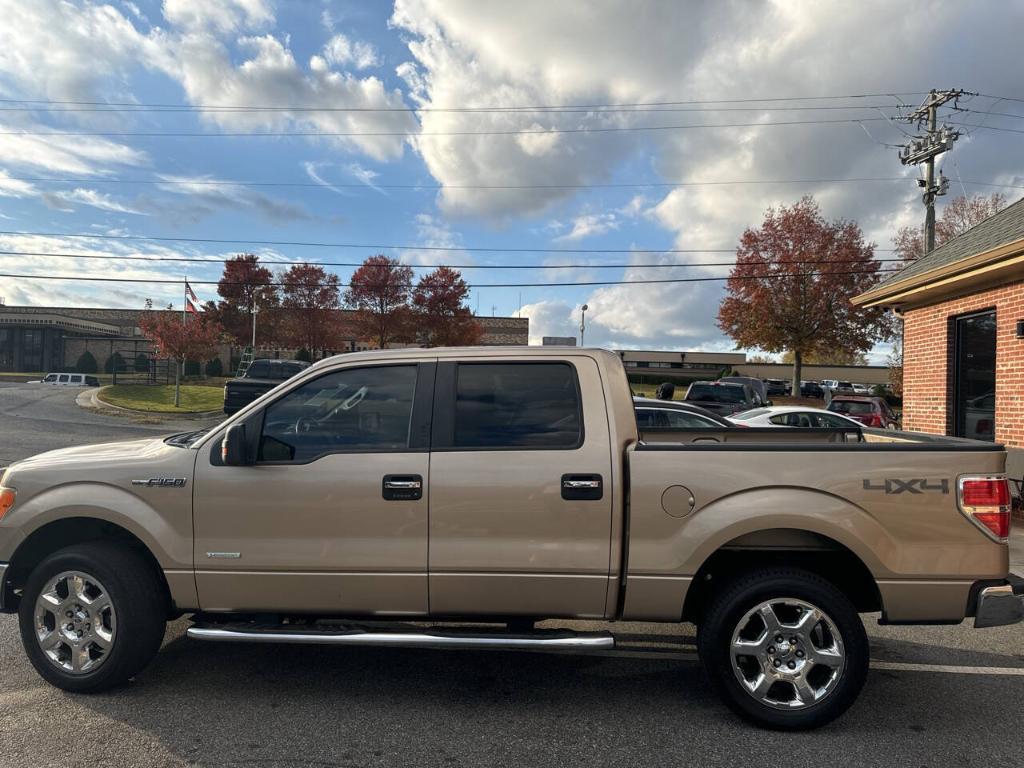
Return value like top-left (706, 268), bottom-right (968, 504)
top-left (161, 0), bottom-right (273, 34)
top-left (154, 174), bottom-right (310, 222)
top-left (400, 213), bottom-right (468, 266)
top-left (49, 187), bottom-right (147, 215)
top-left (553, 212), bottom-right (620, 242)
top-left (323, 34), bottom-right (380, 70)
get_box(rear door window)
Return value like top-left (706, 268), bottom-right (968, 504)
top-left (58, 374), bottom-right (69, 383)
top-left (451, 363), bottom-right (582, 449)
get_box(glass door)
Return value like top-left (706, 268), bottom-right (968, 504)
top-left (954, 311), bottom-right (996, 441)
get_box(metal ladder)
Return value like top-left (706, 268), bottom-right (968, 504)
top-left (235, 346), bottom-right (254, 377)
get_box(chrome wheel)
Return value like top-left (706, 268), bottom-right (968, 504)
top-left (730, 597), bottom-right (845, 710)
top-left (33, 570), bottom-right (117, 675)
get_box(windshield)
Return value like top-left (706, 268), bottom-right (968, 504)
top-left (686, 384), bottom-right (745, 403)
top-left (732, 408), bottom-right (769, 420)
top-left (829, 401), bottom-right (874, 415)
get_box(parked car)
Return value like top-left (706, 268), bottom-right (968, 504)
top-left (964, 392), bottom-right (995, 441)
top-left (821, 380), bottom-right (855, 393)
top-left (634, 396), bottom-right (736, 430)
top-left (719, 375), bottom-right (768, 406)
top-left (800, 380), bottom-right (824, 398)
top-left (851, 383), bottom-right (871, 394)
top-left (683, 380), bottom-right (759, 416)
top-left (223, 359), bottom-right (310, 415)
top-left (764, 379), bottom-right (791, 397)
top-left (0, 347), bottom-right (1018, 732)
top-left (727, 406), bottom-right (863, 430)
top-left (29, 372), bottom-right (100, 387)
top-left (827, 395), bottom-right (899, 429)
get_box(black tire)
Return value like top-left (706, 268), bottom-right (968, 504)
top-left (697, 567), bottom-right (868, 731)
top-left (18, 542), bottom-right (167, 693)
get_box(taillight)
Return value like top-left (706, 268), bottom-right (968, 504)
top-left (867, 413), bottom-right (882, 427)
top-left (958, 477), bottom-right (1011, 541)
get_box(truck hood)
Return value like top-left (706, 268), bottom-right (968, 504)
top-left (7, 436), bottom-right (176, 474)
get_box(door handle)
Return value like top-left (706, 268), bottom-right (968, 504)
top-left (382, 474), bottom-right (423, 501)
top-left (561, 474), bottom-right (603, 501)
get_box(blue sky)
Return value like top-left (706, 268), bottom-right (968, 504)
top-left (0, 0), bottom-right (1022, 358)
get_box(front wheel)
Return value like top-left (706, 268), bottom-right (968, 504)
top-left (697, 568), bottom-right (868, 730)
top-left (18, 542), bottom-right (167, 693)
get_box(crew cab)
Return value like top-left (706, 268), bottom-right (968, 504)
top-left (222, 358), bottom-right (309, 414)
top-left (0, 347), bottom-right (1019, 731)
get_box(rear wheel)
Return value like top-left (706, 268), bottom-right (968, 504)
top-left (18, 542), bottom-right (167, 693)
top-left (697, 568), bottom-right (868, 730)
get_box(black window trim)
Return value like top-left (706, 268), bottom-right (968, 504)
top-left (431, 360), bottom-right (585, 452)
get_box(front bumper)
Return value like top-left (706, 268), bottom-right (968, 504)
top-left (975, 576), bottom-right (1024, 628)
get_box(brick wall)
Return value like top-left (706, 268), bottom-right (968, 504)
top-left (902, 281), bottom-right (1023, 448)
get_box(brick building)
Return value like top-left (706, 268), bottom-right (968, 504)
top-left (853, 197), bottom-right (1024, 472)
top-left (0, 305), bottom-right (529, 373)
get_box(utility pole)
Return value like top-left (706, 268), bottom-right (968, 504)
top-left (897, 89), bottom-right (968, 254)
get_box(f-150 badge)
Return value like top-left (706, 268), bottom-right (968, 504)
top-left (131, 478), bottom-right (187, 487)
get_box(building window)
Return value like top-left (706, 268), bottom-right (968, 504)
top-left (22, 329), bottom-right (43, 371)
top-left (953, 310), bottom-right (995, 441)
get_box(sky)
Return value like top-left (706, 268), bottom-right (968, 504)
top-left (0, 0), bottom-right (1022, 360)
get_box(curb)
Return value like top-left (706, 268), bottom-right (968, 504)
top-left (79, 386), bottom-right (222, 419)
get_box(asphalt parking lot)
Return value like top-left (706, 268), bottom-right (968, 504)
top-left (1, 383), bottom-right (1023, 767)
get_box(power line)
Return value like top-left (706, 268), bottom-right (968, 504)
top-left (0, 115), bottom-right (898, 138)
top-left (0, 268), bottom-right (901, 289)
top-left (0, 229), bottom-right (899, 253)
top-left (5, 174), bottom-right (1022, 193)
top-left (0, 92), bottom-right (929, 112)
top-left (0, 249), bottom-right (915, 269)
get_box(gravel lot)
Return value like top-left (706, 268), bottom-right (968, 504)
top-left (1, 383), bottom-right (1023, 767)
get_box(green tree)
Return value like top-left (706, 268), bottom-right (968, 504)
top-left (104, 352), bottom-right (126, 373)
top-left (295, 347), bottom-right (312, 363)
top-left (76, 350), bottom-right (98, 374)
top-left (134, 352), bottom-right (149, 373)
top-left (184, 359), bottom-right (201, 377)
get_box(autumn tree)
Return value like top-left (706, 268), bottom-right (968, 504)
top-left (893, 192), bottom-right (1008, 260)
top-left (410, 266), bottom-right (482, 347)
top-left (204, 254), bottom-right (280, 347)
top-left (343, 255), bottom-right (414, 348)
top-left (138, 311), bottom-right (224, 407)
top-left (280, 263), bottom-right (342, 359)
top-left (717, 197), bottom-right (892, 395)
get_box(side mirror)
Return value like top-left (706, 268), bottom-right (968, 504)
top-left (221, 424), bottom-right (252, 466)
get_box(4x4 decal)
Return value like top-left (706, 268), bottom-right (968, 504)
top-left (862, 478), bottom-right (949, 495)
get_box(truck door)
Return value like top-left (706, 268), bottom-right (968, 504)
top-left (192, 361), bottom-right (435, 615)
top-left (427, 357), bottom-right (614, 618)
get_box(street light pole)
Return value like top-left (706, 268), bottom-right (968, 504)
top-left (579, 304), bottom-right (589, 347)
top-left (251, 304), bottom-right (259, 350)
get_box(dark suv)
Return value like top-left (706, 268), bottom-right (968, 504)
top-left (683, 380), bottom-right (758, 416)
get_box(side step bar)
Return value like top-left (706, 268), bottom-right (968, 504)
top-left (187, 625), bottom-right (614, 651)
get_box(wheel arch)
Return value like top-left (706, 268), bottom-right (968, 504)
top-left (4, 517), bottom-right (172, 616)
top-left (682, 528), bottom-right (883, 624)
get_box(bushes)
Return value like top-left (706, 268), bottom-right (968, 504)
top-left (76, 350), bottom-right (98, 374)
top-left (184, 359), bottom-right (201, 377)
top-left (295, 347), bottom-right (312, 363)
top-left (204, 357), bottom-right (224, 377)
top-left (104, 352), bottom-right (127, 373)
top-left (134, 353), bottom-right (149, 373)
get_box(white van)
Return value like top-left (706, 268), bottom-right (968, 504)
top-left (30, 372), bottom-right (100, 387)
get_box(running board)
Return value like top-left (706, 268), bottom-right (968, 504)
top-left (187, 625), bottom-right (614, 651)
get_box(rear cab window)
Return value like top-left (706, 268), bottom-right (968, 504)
top-left (686, 383), bottom-right (746, 403)
top-left (436, 362), bottom-right (583, 450)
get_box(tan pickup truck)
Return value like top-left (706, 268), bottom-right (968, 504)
top-left (0, 347), bottom-right (1020, 730)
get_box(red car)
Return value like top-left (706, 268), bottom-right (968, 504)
top-left (827, 395), bottom-right (899, 429)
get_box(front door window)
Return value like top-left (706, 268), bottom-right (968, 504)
top-left (954, 311), bottom-right (996, 441)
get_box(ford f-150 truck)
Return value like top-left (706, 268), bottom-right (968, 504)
top-left (0, 347), bottom-right (1020, 730)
